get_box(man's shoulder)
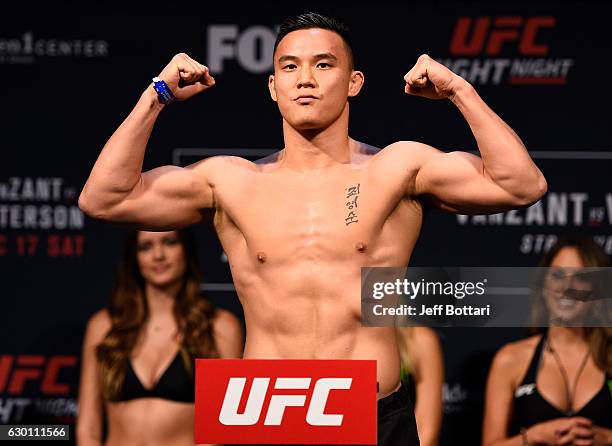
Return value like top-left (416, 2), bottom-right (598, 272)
top-left (362, 140), bottom-right (438, 172)
top-left (253, 150), bottom-right (284, 171)
top-left (190, 155), bottom-right (260, 181)
top-left (199, 155), bottom-right (257, 169)
top-left (380, 140), bottom-right (440, 159)
top-left (204, 151), bottom-right (285, 172)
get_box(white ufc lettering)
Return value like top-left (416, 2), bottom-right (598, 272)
top-left (218, 377), bottom-right (269, 425)
top-left (218, 377), bottom-right (352, 426)
top-left (307, 378), bottom-right (352, 425)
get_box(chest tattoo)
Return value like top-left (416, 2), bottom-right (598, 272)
top-left (344, 183), bottom-right (360, 226)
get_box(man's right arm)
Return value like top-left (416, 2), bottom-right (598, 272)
top-left (78, 53), bottom-right (217, 230)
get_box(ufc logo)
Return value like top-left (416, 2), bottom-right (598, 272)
top-left (450, 16), bottom-right (556, 56)
top-left (219, 377), bottom-right (352, 426)
top-left (0, 355), bottom-right (76, 395)
top-left (195, 359), bottom-right (376, 444)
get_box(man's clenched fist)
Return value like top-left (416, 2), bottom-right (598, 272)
top-left (404, 54), bottom-right (466, 100)
top-left (156, 53), bottom-right (215, 101)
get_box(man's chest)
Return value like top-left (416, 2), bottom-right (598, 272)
top-left (215, 168), bottom-right (414, 261)
top-left (228, 172), bottom-right (383, 227)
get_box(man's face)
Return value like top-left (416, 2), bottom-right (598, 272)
top-left (269, 28), bottom-right (363, 130)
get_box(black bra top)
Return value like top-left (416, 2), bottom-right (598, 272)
top-left (511, 335), bottom-right (612, 434)
top-left (116, 350), bottom-right (195, 403)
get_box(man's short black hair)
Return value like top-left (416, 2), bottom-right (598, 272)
top-left (274, 12), bottom-right (355, 68)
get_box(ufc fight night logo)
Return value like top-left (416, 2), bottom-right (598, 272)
top-left (438, 16), bottom-right (575, 85)
top-left (195, 359), bottom-right (377, 444)
top-left (0, 355), bottom-right (76, 395)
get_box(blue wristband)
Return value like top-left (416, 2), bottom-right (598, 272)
top-left (152, 77), bottom-right (175, 104)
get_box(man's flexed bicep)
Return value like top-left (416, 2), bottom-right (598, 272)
top-left (111, 157), bottom-right (225, 229)
top-left (409, 142), bottom-right (543, 214)
top-left (81, 156), bottom-right (225, 230)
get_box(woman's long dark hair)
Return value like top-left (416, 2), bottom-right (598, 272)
top-left (96, 229), bottom-right (218, 401)
top-left (531, 233), bottom-right (611, 374)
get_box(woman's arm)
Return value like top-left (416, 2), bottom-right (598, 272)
top-left (482, 343), bottom-right (527, 446)
top-left (411, 327), bottom-right (445, 446)
top-left (76, 310), bottom-right (111, 446)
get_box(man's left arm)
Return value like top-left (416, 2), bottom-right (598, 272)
top-left (397, 54), bottom-right (547, 214)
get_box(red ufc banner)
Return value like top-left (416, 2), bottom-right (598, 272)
top-left (195, 359), bottom-right (377, 444)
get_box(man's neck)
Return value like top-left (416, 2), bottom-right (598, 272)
top-left (280, 108), bottom-right (353, 171)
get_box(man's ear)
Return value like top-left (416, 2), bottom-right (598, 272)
top-left (348, 70), bottom-right (365, 97)
top-left (268, 74), bottom-right (277, 102)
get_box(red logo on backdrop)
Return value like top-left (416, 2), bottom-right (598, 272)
top-left (450, 17), bottom-right (555, 56)
top-left (437, 16), bottom-right (574, 85)
top-left (0, 355), bottom-right (76, 395)
top-left (195, 359), bottom-right (377, 445)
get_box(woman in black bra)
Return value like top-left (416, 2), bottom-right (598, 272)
top-left (76, 229), bottom-right (244, 446)
top-left (483, 234), bottom-right (612, 446)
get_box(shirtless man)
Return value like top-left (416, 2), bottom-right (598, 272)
top-left (78, 12), bottom-right (547, 446)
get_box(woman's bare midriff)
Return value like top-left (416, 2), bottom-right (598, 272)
top-left (105, 400), bottom-right (196, 446)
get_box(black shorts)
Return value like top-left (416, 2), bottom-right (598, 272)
top-left (233, 381), bottom-right (420, 446)
top-left (376, 381), bottom-right (420, 446)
